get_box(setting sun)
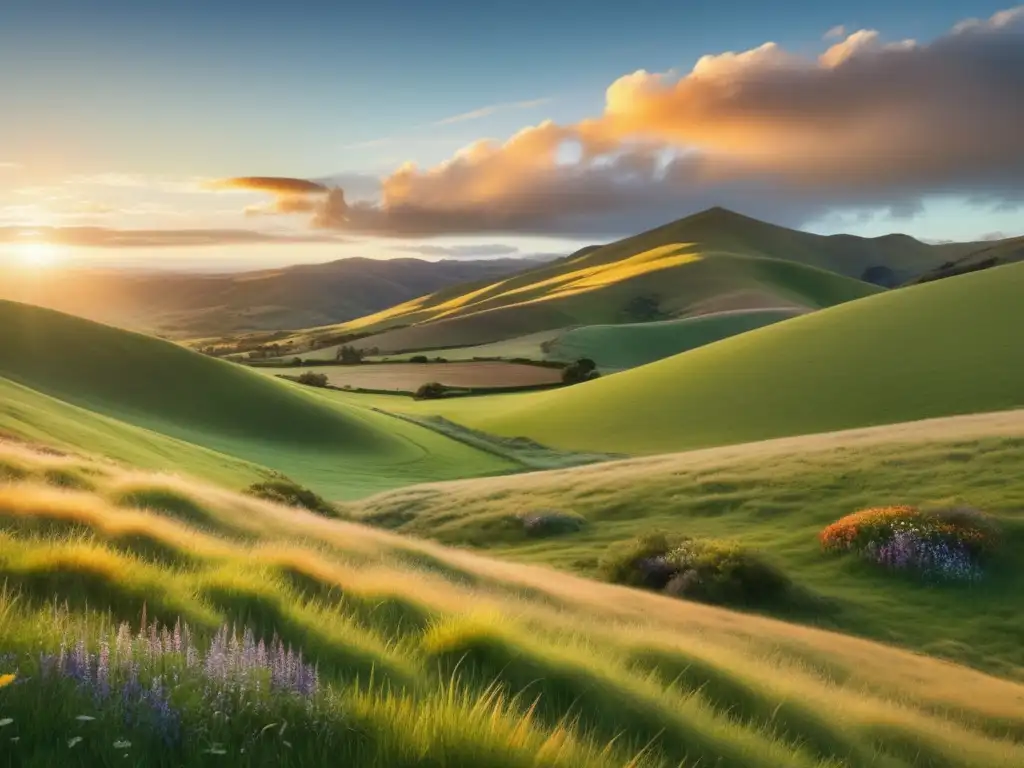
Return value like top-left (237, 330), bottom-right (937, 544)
top-left (8, 241), bottom-right (63, 268)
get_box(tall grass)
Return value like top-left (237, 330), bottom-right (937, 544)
top-left (1, 440), bottom-right (1023, 766)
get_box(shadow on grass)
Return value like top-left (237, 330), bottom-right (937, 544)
top-left (424, 622), bottom-right (788, 767)
top-left (112, 486), bottom-right (253, 539)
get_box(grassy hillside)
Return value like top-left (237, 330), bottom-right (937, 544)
top-left (309, 310), bottom-right (803, 373)
top-left (269, 207), bottom-right (999, 356)
top-left (348, 409), bottom-right (1024, 681)
top-left (547, 309), bottom-right (804, 370)
top-left (1, 440), bottom-right (1023, 766)
top-left (912, 236), bottom-right (1024, 285)
top-left (0, 257), bottom-right (530, 338)
top-left (417, 262), bottom-right (1024, 455)
top-left (296, 250), bottom-right (882, 356)
top-left (0, 301), bottom-right (514, 498)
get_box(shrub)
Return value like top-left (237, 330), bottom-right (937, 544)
top-left (600, 532), bottom-right (790, 606)
top-left (409, 355), bottom-right (429, 364)
top-left (414, 382), bottom-right (448, 400)
top-left (244, 479), bottom-right (336, 517)
top-left (433, 357), bottom-right (448, 363)
top-left (295, 372), bottom-right (329, 388)
top-left (820, 505), bottom-right (999, 581)
top-left (663, 539), bottom-right (791, 606)
top-left (519, 510), bottom-right (586, 538)
top-left (561, 358), bottom-right (600, 385)
top-left (335, 345), bottom-right (363, 365)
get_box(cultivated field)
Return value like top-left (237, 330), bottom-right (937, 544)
top-left (270, 361), bottom-right (562, 391)
top-left (2, 440), bottom-right (1023, 767)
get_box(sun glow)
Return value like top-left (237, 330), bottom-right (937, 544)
top-left (6, 241), bottom-right (64, 269)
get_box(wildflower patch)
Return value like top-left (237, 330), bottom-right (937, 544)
top-left (820, 506), bottom-right (1000, 582)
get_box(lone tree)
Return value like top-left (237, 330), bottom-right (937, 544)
top-left (335, 345), bottom-right (364, 365)
top-left (562, 358), bottom-right (600, 385)
top-left (414, 382), bottom-right (448, 400)
top-left (296, 372), bottom-right (329, 388)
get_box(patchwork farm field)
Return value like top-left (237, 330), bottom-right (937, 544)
top-left (268, 361), bottom-right (562, 391)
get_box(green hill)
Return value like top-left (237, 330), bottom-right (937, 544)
top-left (0, 300), bottom-right (513, 498)
top-left (1, 442), bottom-right (1022, 767)
top-left (299, 249), bottom-right (882, 356)
top-left (421, 262), bottom-right (1024, 454)
top-left (276, 207), bottom-right (995, 358)
top-left (912, 236), bottom-right (1024, 285)
top-left (546, 309), bottom-right (804, 370)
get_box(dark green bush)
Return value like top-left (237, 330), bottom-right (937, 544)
top-left (561, 358), bottom-right (600, 385)
top-left (519, 510), bottom-right (586, 538)
top-left (295, 372), bottom-right (329, 387)
top-left (409, 355), bottom-right (429, 364)
top-left (599, 532), bottom-right (791, 607)
top-left (663, 539), bottom-right (791, 606)
top-left (414, 382), bottom-right (448, 400)
top-left (243, 479), bottom-right (337, 517)
top-left (335, 345), bottom-right (364, 364)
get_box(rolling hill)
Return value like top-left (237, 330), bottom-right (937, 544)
top-left (278, 207), bottom-right (996, 358)
top-left (912, 236), bottom-right (1024, 285)
top-left (0, 300), bottom-right (514, 498)
top-left (0, 256), bottom-right (534, 338)
top-left (543, 308), bottom-right (805, 370)
top-left (2, 440), bottom-right (1023, 767)
top-left (403, 261), bottom-right (1024, 455)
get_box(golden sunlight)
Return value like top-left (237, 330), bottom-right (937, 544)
top-left (8, 241), bottom-right (64, 268)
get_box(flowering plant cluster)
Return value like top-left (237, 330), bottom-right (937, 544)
top-left (0, 616), bottom-right (320, 754)
top-left (820, 505), bottom-right (999, 581)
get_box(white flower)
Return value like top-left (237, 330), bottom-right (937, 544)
top-left (76, 715), bottom-right (96, 722)
top-left (0, 718), bottom-right (13, 727)
top-left (113, 740), bottom-right (132, 749)
top-left (68, 736), bottom-right (83, 748)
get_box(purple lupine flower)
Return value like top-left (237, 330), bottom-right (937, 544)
top-left (95, 639), bottom-right (111, 703)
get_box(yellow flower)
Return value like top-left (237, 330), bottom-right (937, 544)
top-left (0, 674), bottom-right (15, 689)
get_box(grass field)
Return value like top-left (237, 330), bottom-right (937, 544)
top-left (546, 308), bottom-right (804, 370)
top-left (346, 409), bottom-right (1024, 681)
top-left (267, 361), bottom-right (562, 391)
top-left (0, 301), bottom-right (515, 499)
top-left (389, 261), bottom-right (1024, 455)
top-left (322, 310), bottom-right (802, 374)
top-left (2, 439), bottom-right (1023, 767)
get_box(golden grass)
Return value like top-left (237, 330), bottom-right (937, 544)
top-left (2, 438), bottom-right (1023, 765)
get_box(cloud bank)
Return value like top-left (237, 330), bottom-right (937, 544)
top-left (222, 6), bottom-right (1024, 237)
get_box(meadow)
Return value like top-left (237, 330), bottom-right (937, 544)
top-left (345, 409), bottom-right (1024, 681)
top-left (0, 301), bottom-right (516, 500)
top-left (2, 438), bottom-right (1024, 767)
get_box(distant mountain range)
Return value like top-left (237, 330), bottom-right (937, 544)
top-left (272, 207), bottom-right (999, 355)
top-left (0, 256), bottom-right (545, 338)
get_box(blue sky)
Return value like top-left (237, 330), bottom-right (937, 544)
top-left (1, 0), bottom-right (1021, 270)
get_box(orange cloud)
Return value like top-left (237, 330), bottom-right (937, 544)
top-left (231, 6), bottom-right (1024, 236)
top-left (207, 177), bottom-right (328, 195)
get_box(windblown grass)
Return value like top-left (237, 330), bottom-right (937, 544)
top-left (1, 439), bottom-right (1023, 766)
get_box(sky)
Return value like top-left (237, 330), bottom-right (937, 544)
top-left (1, 0), bottom-right (1021, 271)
